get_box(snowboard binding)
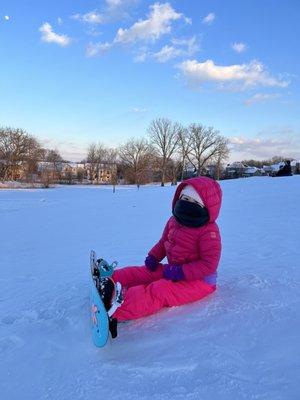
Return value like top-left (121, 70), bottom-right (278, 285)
top-left (97, 258), bottom-right (118, 278)
top-left (90, 251), bottom-right (117, 278)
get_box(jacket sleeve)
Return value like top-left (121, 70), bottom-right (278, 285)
top-left (148, 220), bottom-right (170, 262)
top-left (182, 225), bottom-right (221, 281)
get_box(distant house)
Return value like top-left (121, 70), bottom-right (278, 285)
top-left (37, 161), bottom-right (117, 183)
top-left (181, 165), bottom-right (196, 180)
top-left (263, 162), bottom-right (285, 176)
top-left (84, 162), bottom-right (117, 183)
top-left (204, 165), bottom-right (217, 178)
top-left (291, 160), bottom-right (300, 174)
top-left (204, 164), bottom-right (228, 180)
top-left (225, 162), bottom-right (247, 179)
top-left (61, 162), bottom-right (79, 180)
top-left (262, 160), bottom-right (299, 176)
top-left (243, 166), bottom-right (264, 177)
top-left (1, 159), bottom-right (118, 184)
top-left (37, 161), bottom-right (63, 173)
top-left (224, 163), bottom-right (265, 179)
top-left (262, 165), bottom-right (273, 175)
top-left (271, 162), bottom-right (285, 172)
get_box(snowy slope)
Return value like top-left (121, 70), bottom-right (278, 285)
top-left (1, 177), bottom-right (300, 400)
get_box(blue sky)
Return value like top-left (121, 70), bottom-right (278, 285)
top-left (0, 0), bottom-right (299, 161)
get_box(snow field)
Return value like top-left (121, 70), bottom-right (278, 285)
top-left (0, 177), bottom-right (300, 400)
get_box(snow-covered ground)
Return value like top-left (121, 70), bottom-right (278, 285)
top-left (0, 181), bottom-right (44, 189)
top-left (1, 177), bottom-right (300, 400)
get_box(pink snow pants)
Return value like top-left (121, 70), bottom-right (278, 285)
top-left (112, 265), bottom-right (216, 321)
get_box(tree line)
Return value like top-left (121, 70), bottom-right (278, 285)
top-left (87, 118), bottom-right (230, 186)
top-left (0, 127), bottom-right (62, 181)
top-left (0, 118), bottom-right (230, 185)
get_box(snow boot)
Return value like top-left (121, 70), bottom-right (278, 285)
top-left (97, 277), bottom-right (123, 338)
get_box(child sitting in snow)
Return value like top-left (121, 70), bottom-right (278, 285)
top-left (109, 176), bottom-right (222, 322)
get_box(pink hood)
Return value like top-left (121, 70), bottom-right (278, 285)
top-left (172, 177), bottom-right (222, 223)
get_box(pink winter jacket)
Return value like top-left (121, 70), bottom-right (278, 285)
top-left (149, 177), bottom-right (222, 282)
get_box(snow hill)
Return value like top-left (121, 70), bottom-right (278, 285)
top-left (1, 177), bottom-right (300, 400)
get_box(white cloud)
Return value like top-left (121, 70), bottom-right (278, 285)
top-left (57, 17), bottom-right (63, 25)
top-left (4, 15), bottom-right (10, 21)
top-left (232, 42), bottom-right (247, 53)
top-left (83, 3), bottom-right (191, 59)
top-left (114, 3), bottom-right (190, 44)
top-left (131, 107), bottom-right (147, 113)
top-left (86, 41), bottom-right (112, 57)
top-left (153, 36), bottom-right (199, 63)
top-left (229, 135), bottom-right (300, 160)
top-left (41, 139), bottom-right (88, 162)
top-left (178, 59), bottom-right (290, 90)
top-left (133, 47), bottom-right (149, 62)
top-left (106, 0), bottom-right (123, 7)
top-left (39, 23), bottom-right (71, 46)
top-left (202, 12), bottom-right (215, 25)
top-left (85, 27), bottom-right (102, 37)
top-left (172, 37), bottom-right (197, 48)
top-left (153, 45), bottom-right (182, 62)
top-left (72, 0), bottom-right (136, 25)
top-left (244, 93), bottom-right (280, 106)
top-left (72, 11), bottom-right (105, 24)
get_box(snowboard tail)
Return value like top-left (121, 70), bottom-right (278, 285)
top-left (90, 280), bottom-right (109, 347)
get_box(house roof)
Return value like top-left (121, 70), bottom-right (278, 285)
top-left (244, 167), bottom-right (259, 174)
top-left (227, 162), bottom-right (246, 168)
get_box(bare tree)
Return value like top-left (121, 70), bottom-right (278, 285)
top-left (40, 169), bottom-right (53, 188)
top-left (64, 169), bottom-right (74, 185)
top-left (166, 157), bottom-right (182, 185)
top-left (86, 143), bottom-right (108, 183)
top-left (212, 137), bottom-right (230, 180)
top-left (148, 118), bottom-right (181, 186)
top-left (177, 127), bottom-right (192, 181)
top-left (186, 124), bottom-right (228, 176)
top-left (86, 143), bottom-right (97, 182)
top-left (269, 155), bottom-right (286, 164)
top-left (45, 149), bottom-right (63, 164)
top-left (24, 138), bottom-right (45, 182)
top-left (119, 138), bottom-right (151, 187)
top-left (106, 148), bottom-right (118, 192)
top-left (0, 127), bottom-right (42, 181)
top-left (44, 149), bottom-right (64, 181)
top-left (76, 168), bottom-right (85, 183)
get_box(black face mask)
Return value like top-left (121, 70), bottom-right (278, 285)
top-left (172, 199), bottom-right (210, 227)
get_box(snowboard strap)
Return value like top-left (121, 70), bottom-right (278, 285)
top-left (97, 278), bottom-right (123, 339)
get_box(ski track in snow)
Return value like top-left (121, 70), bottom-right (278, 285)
top-left (0, 178), bottom-right (300, 400)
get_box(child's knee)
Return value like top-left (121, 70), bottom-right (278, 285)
top-left (148, 279), bottom-right (173, 304)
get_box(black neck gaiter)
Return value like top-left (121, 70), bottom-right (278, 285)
top-left (172, 199), bottom-right (210, 228)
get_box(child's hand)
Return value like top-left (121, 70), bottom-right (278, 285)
top-left (163, 264), bottom-right (185, 282)
top-left (145, 254), bottom-right (159, 271)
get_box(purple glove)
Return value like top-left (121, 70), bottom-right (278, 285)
top-left (163, 264), bottom-right (185, 282)
top-left (145, 254), bottom-right (159, 271)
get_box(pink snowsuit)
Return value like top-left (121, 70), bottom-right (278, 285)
top-left (113, 177), bottom-right (222, 321)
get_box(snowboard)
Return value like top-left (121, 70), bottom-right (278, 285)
top-left (90, 250), bottom-right (122, 347)
top-left (90, 250), bottom-right (109, 347)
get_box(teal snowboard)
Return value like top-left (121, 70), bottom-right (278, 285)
top-left (90, 250), bottom-right (122, 347)
top-left (90, 250), bottom-right (109, 347)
